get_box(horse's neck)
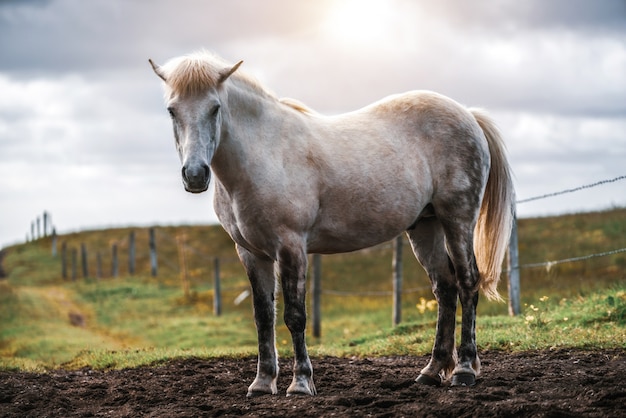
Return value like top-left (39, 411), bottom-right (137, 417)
top-left (212, 81), bottom-right (306, 191)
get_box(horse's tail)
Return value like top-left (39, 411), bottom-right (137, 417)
top-left (470, 109), bottom-right (515, 301)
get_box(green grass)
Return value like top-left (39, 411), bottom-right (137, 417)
top-left (311, 285), bottom-right (626, 357)
top-left (1, 208), bottom-right (625, 371)
top-left (0, 281), bottom-right (127, 371)
top-left (2, 279), bottom-right (623, 371)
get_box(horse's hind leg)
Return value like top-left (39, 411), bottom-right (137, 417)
top-left (438, 214), bottom-right (482, 386)
top-left (407, 217), bottom-right (458, 385)
top-left (278, 244), bottom-right (316, 396)
top-left (237, 245), bottom-right (280, 397)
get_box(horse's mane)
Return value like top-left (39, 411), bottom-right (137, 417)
top-left (279, 97), bottom-right (317, 115)
top-left (161, 50), bottom-right (268, 98)
top-left (159, 51), bottom-right (222, 97)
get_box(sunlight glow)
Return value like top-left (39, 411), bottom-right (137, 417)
top-left (322, 0), bottom-right (405, 47)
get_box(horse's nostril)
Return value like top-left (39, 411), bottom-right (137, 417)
top-left (182, 163), bottom-right (209, 188)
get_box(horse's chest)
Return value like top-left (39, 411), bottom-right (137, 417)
top-left (215, 196), bottom-right (279, 258)
top-left (229, 221), bottom-right (283, 259)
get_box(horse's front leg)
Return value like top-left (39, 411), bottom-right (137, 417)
top-left (237, 245), bottom-right (279, 397)
top-left (278, 246), bottom-right (316, 396)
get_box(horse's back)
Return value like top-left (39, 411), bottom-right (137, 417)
top-left (321, 90), bottom-right (490, 193)
top-left (360, 90), bottom-right (491, 194)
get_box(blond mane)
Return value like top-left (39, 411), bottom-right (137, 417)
top-left (279, 97), bottom-right (317, 115)
top-left (160, 51), bottom-right (227, 97)
top-left (160, 50), bottom-right (271, 99)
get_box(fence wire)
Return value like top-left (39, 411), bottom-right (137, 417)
top-left (511, 174), bottom-right (626, 274)
top-left (515, 247), bottom-right (626, 271)
top-left (517, 175), bottom-right (626, 204)
top-left (323, 285), bottom-right (431, 297)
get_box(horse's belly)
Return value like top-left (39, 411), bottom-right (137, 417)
top-left (308, 232), bottom-right (398, 254)
top-left (307, 201), bottom-right (422, 254)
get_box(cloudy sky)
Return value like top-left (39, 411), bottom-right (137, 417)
top-left (1, 0), bottom-right (625, 248)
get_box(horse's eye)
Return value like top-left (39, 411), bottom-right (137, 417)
top-left (210, 104), bottom-right (221, 117)
top-left (167, 107), bottom-right (176, 119)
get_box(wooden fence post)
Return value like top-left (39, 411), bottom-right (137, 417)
top-left (51, 228), bottom-right (57, 257)
top-left (128, 231), bottom-right (135, 276)
top-left (43, 211), bottom-right (49, 238)
top-left (112, 243), bottom-right (119, 278)
top-left (149, 228), bottom-right (158, 277)
top-left (61, 242), bottom-right (67, 279)
top-left (81, 243), bottom-right (88, 279)
top-left (96, 251), bottom-right (103, 280)
top-left (311, 254), bottom-right (322, 338)
top-left (31, 221), bottom-right (35, 242)
top-left (36, 217), bottom-right (41, 240)
top-left (507, 209), bottom-right (521, 316)
top-left (213, 257), bottom-right (222, 316)
top-left (177, 234), bottom-right (190, 299)
top-left (71, 248), bottom-right (77, 282)
top-left (392, 235), bottom-right (403, 326)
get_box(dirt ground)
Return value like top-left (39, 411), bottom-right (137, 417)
top-left (1, 349), bottom-right (624, 418)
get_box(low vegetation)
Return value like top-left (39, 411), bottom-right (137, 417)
top-left (1, 208), bottom-right (624, 371)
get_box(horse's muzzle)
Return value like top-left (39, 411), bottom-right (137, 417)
top-left (182, 163), bottom-right (210, 193)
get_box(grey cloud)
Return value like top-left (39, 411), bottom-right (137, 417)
top-left (426, 0), bottom-right (626, 34)
top-left (0, 0), bottom-right (330, 75)
top-left (516, 0), bottom-right (626, 33)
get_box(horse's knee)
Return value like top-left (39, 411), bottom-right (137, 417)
top-left (283, 306), bottom-right (306, 334)
top-left (458, 254), bottom-right (480, 287)
top-left (458, 281), bottom-right (480, 308)
top-left (431, 277), bottom-right (458, 307)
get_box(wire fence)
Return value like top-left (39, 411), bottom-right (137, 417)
top-left (322, 285), bottom-right (432, 297)
top-left (516, 175), bottom-right (626, 204)
top-left (511, 174), bottom-right (626, 271)
top-left (517, 247), bottom-right (626, 271)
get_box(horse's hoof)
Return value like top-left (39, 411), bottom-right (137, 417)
top-left (286, 385), bottom-right (316, 397)
top-left (286, 390), bottom-right (312, 397)
top-left (451, 373), bottom-right (476, 387)
top-left (246, 390), bottom-right (274, 398)
top-left (286, 376), bottom-right (316, 396)
top-left (415, 374), bottom-right (441, 386)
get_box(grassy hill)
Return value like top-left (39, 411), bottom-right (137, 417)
top-left (1, 208), bottom-right (625, 371)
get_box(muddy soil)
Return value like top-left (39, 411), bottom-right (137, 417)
top-left (1, 349), bottom-right (624, 417)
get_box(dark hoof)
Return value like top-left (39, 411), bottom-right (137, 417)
top-left (415, 374), bottom-right (441, 386)
top-left (246, 390), bottom-right (273, 398)
top-left (286, 391), bottom-right (311, 397)
top-left (451, 373), bottom-right (476, 387)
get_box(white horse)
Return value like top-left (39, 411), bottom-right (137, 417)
top-left (150, 51), bottom-right (514, 396)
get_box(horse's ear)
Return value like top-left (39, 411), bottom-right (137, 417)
top-left (149, 59), bottom-right (167, 82)
top-left (219, 60), bottom-right (243, 83)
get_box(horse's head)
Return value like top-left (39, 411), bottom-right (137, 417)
top-left (149, 53), bottom-right (242, 193)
